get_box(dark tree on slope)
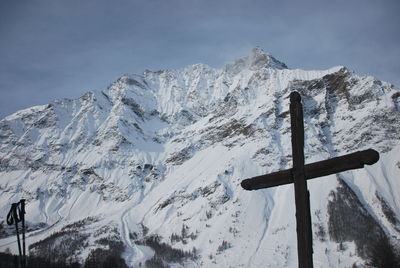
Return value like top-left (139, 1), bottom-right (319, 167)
top-left (137, 234), bottom-right (197, 266)
top-left (84, 248), bottom-right (128, 268)
top-left (328, 178), bottom-right (400, 267)
top-left (29, 230), bottom-right (89, 264)
top-left (0, 252), bottom-right (80, 268)
top-left (365, 235), bottom-right (400, 268)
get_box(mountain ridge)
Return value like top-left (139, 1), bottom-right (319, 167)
top-left (0, 48), bottom-right (399, 267)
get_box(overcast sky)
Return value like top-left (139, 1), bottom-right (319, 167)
top-left (0, 0), bottom-right (399, 118)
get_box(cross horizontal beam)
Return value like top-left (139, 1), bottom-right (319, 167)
top-left (241, 149), bottom-right (379, 191)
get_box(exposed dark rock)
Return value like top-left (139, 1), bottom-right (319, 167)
top-left (155, 181), bottom-right (223, 213)
top-left (323, 69), bottom-right (351, 101)
top-left (173, 110), bottom-right (197, 126)
top-left (125, 78), bottom-right (146, 89)
top-left (198, 181), bottom-right (221, 197)
top-left (144, 164), bottom-right (154, 170)
top-left (120, 97), bottom-right (145, 118)
top-left (200, 119), bottom-right (255, 147)
top-left (209, 94), bottom-right (238, 122)
top-left (392, 92), bottom-right (400, 112)
top-left (166, 145), bottom-right (195, 166)
top-left (33, 114), bottom-right (56, 129)
top-left (376, 192), bottom-right (400, 231)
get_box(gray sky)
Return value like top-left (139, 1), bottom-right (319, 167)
top-left (1, 0), bottom-right (399, 118)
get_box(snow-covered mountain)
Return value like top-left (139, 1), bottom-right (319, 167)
top-left (0, 48), bottom-right (399, 267)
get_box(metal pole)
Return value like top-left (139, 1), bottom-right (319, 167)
top-left (20, 199), bottom-right (26, 268)
top-left (11, 203), bottom-right (23, 268)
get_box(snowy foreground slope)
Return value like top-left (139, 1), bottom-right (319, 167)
top-left (0, 48), bottom-right (399, 267)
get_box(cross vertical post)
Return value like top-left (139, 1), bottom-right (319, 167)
top-left (290, 92), bottom-right (313, 268)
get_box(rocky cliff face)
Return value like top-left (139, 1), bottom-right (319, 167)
top-left (0, 48), bottom-right (399, 267)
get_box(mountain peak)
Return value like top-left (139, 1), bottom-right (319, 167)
top-left (223, 47), bottom-right (288, 74)
top-left (249, 47), bottom-right (288, 69)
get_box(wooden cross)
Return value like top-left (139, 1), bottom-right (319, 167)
top-left (241, 91), bottom-right (380, 268)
